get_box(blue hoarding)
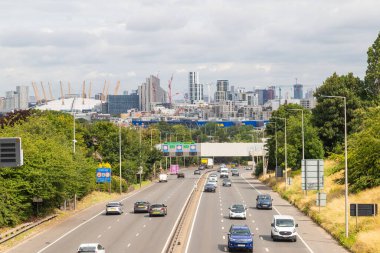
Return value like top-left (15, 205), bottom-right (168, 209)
top-left (96, 168), bottom-right (111, 183)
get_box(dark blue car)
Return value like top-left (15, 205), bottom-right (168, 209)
top-left (256, 194), bottom-right (273, 209)
top-left (227, 225), bottom-right (253, 252)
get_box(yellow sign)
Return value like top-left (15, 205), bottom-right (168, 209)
top-left (98, 162), bottom-right (111, 168)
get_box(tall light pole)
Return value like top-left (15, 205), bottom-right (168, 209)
top-left (73, 111), bottom-right (76, 154)
top-left (273, 117), bottom-right (287, 190)
top-left (288, 109), bottom-right (305, 160)
top-left (119, 122), bottom-right (122, 194)
top-left (321, 95), bottom-right (348, 238)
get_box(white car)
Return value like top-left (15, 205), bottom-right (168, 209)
top-left (209, 174), bottom-right (218, 182)
top-left (159, 173), bottom-right (168, 182)
top-left (207, 180), bottom-right (217, 188)
top-left (271, 215), bottom-right (298, 242)
top-left (229, 204), bottom-right (247, 219)
top-left (77, 243), bottom-right (105, 253)
top-left (105, 201), bottom-right (123, 215)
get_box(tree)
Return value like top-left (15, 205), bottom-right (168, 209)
top-left (312, 73), bottom-right (363, 153)
top-left (363, 32), bottom-right (380, 103)
top-left (346, 107), bottom-right (380, 192)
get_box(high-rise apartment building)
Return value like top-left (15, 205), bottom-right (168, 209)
top-left (293, 84), bottom-right (303, 99)
top-left (16, 85), bottom-right (29, 109)
top-left (255, 87), bottom-right (275, 105)
top-left (138, 75), bottom-right (168, 111)
top-left (189, 72), bottom-right (203, 104)
top-left (215, 80), bottom-right (229, 102)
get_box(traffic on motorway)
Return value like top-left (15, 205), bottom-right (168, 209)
top-left (5, 165), bottom-right (348, 253)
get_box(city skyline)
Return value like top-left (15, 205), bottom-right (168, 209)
top-left (1, 1), bottom-right (379, 97)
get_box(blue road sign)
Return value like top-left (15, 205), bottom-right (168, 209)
top-left (96, 168), bottom-right (111, 183)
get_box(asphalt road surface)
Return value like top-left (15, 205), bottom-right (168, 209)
top-left (6, 167), bottom-right (349, 253)
top-left (186, 167), bottom-right (349, 253)
top-left (6, 168), bottom-right (199, 253)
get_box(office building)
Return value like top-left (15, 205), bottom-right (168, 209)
top-left (189, 72), bottom-right (204, 104)
top-left (294, 84), bottom-right (303, 99)
top-left (215, 80), bottom-right (229, 102)
top-left (107, 92), bottom-right (139, 115)
top-left (138, 75), bottom-right (168, 111)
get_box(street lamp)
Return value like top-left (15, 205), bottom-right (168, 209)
top-left (287, 109), bottom-right (305, 160)
top-left (272, 117), bottom-right (287, 190)
top-left (73, 111), bottom-right (77, 154)
top-left (321, 95), bottom-right (348, 238)
top-left (119, 122), bottom-right (122, 194)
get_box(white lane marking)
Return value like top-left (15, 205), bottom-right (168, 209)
top-left (221, 219), bottom-right (224, 223)
top-left (136, 233), bottom-right (139, 237)
top-left (224, 246), bottom-right (227, 252)
top-left (108, 226), bottom-right (111, 230)
top-left (125, 213), bottom-right (128, 216)
top-left (166, 177), bottom-right (202, 253)
top-left (220, 208), bottom-right (223, 211)
top-left (249, 213), bottom-right (252, 217)
top-left (252, 220), bottom-right (255, 223)
top-left (241, 173), bottom-right (315, 253)
top-left (97, 234), bottom-right (102, 238)
top-left (260, 236), bottom-right (263, 240)
top-left (117, 219), bottom-right (120, 222)
top-left (256, 227), bottom-right (259, 231)
top-left (223, 235), bottom-right (226, 240)
top-left (222, 226), bottom-right (224, 230)
top-left (127, 243), bottom-right (131, 247)
top-left (149, 218), bottom-right (152, 221)
top-left (265, 248), bottom-right (269, 252)
top-left (143, 224), bottom-right (146, 228)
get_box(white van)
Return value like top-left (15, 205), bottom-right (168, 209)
top-left (271, 215), bottom-right (298, 242)
top-left (220, 167), bottom-right (229, 178)
top-left (159, 173), bottom-right (168, 182)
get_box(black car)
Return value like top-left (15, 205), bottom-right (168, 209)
top-left (134, 201), bottom-right (150, 213)
top-left (194, 169), bottom-right (201, 175)
top-left (204, 183), bottom-right (216, 192)
top-left (198, 165), bottom-right (205, 170)
top-left (256, 194), bottom-right (273, 209)
top-left (177, 172), bottom-right (185, 178)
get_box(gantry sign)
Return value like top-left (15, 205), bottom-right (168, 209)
top-left (162, 142), bottom-right (200, 157)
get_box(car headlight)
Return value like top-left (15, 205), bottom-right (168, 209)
top-left (229, 238), bottom-right (237, 242)
top-left (293, 229), bottom-right (297, 233)
top-left (274, 228), bottom-right (279, 232)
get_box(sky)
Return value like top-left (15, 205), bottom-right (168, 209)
top-left (0, 0), bottom-right (379, 99)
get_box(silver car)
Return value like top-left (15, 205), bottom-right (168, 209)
top-left (229, 204), bottom-right (247, 219)
top-left (106, 201), bottom-right (123, 215)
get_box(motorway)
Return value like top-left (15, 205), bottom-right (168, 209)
top-left (5, 167), bottom-right (349, 253)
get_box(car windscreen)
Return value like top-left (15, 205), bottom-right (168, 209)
top-left (276, 219), bottom-right (295, 227)
top-left (205, 184), bottom-right (214, 187)
top-left (231, 228), bottom-right (251, 236)
top-left (231, 205), bottom-right (245, 212)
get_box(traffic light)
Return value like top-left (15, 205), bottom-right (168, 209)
top-left (0, 137), bottom-right (23, 168)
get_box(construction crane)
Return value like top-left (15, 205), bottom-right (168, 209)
top-left (168, 74), bottom-right (173, 104)
top-left (60, 81), bottom-right (65, 105)
top-left (114, 80), bottom-right (120, 95)
top-left (31, 81), bottom-right (41, 105)
top-left (48, 82), bottom-right (54, 101)
top-left (40, 82), bottom-right (47, 104)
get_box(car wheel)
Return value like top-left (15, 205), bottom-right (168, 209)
top-left (293, 237), bottom-right (297, 242)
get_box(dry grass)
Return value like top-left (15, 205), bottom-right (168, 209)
top-left (259, 161), bottom-right (380, 253)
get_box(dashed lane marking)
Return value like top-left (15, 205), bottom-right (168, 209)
top-left (136, 233), bottom-right (139, 237)
top-left (222, 226), bottom-right (224, 230)
top-left (223, 235), bottom-right (226, 240)
top-left (221, 219), bottom-right (224, 223)
top-left (107, 226), bottom-right (111, 230)
top-left (143, 224), bottom-right (146, 228)
top-left (97, 234), bottom-right (102, 238)
top-left (224, 246), bottom-right (227, 252)
top-left (265, 248), bottom-right (269, 252)
top-left (127, 243), bottom-right (131, 248)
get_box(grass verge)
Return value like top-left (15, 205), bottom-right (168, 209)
top-left (259, 160), bottom-right (380, 253)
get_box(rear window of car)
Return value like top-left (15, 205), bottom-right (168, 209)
top-left (78, 246), bottom-right (96, 252)
top-left (135, 202), bottom-right (147, 205)
top-left (258, 195), bottom-right (271, 200)
top-left (107, 202), bottom-right (121, 207)
top-left (231, 205), bottom-right (245, 212)
top-left (151, 204), bottom-right (163, 208)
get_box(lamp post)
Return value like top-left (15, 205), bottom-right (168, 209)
top-left (287, 109), bottom-right (305, 160)
top-left (150, 129), bottom-right (161, 150)
top-left (272, 117), bottom-right (287, 190)
top-left (321, 95), bottom-right (348, 238)
top-left (73, 111), bottom-right (77, 154)
top-left (119, 122), bottom-right (122, 194)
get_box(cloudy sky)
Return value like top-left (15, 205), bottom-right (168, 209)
top-left (0, 0), bottom-right (379, 99)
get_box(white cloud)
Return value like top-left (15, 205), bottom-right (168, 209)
top-left (0, 0), bottom-right (379, 96)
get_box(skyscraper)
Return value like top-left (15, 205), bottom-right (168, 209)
top-left (189, 72), bottom-right (203, 104)
top-left (293, 84), bottom-right (303, 99)
top-left (215, 80), bottom-right (229, 102)
top-left (138, 75), bottom-right (168, 111)
top-left (16, 85), bottom-right (29, 109)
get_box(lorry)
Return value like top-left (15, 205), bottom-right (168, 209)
top-left (169, 164), bottom-right (179, 175)
top-left (201, 158), bottom-right (214, 168)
